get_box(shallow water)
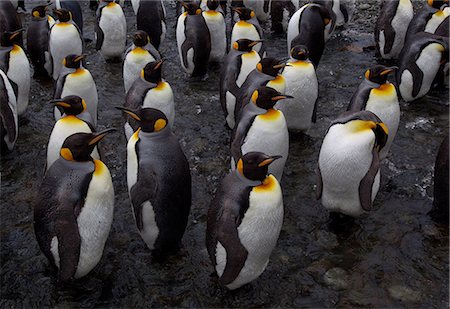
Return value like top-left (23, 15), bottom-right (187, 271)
top-left (1, 0), bottom-right (449, 307)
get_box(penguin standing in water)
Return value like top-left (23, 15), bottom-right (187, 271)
top-left (275, 45), bottom-right (318, 133)
top-left (27, 5), bottom-right (55, 77)
top-left (46, 95), bottom-right (99, 171)
top-left (206, 151), bottom-right (283, 290)
top-left (375, 0), bottom-right (414, 60)
top-left (34, 129), bottom-right (115, 282)
top-left (202, 0), bottom-right (226, 63)
top-left (231, 86), bottom-right (291, 181)
top-left (0, 30), bottom-right (30, 116)
top-left (118, 107), bottom-right (191, 257)
top-left (123, 31), bottom-right (161, 93)
top-left (316, 111), bottom-right (388, 217)
top-left (176, 2), bottom-right (211, 79)
top-left (123, 60), bottom-right (174, 140)
top-left (0, 69), bottom-right (18, 154)
top-left (396, 32), bottom-right (448, 102)
top-left (95, 0), bottom-right (127, 61)
top-left (230, 7), bottom-right (264, 56)
top-left (220, 39), bottom-right (261, 129)
top-left (0, 1), bottom-right (23, 46)
top-left (287, 3), bottom-right (331, 67)
top-left (405, 0), bottom-right (449, 42)
top-left (47, 8), bottom-right (83, 80)
top-left (54, 0), bottom-right (84, 35)
top-left (135, 0), bottom-right (166, 50)
top-left (54, 54), bottom-right (98, 126)
top-left (347, 65), bottom-right (399, 160)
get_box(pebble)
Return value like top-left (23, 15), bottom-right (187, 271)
top-left (323, 267), bottom-right (349, 290)
top-left (359, 4), bottom-right (370, 9)
top-left (388, 285), bottom-right (421, 302)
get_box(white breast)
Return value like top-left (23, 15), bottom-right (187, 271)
top-left (127, 130), bottom-right (139, 191)
top-left (99, 4), bottom-right (127, 58)
top-left (142, 82), bottom-right (175, 127)
top-left (123, 49), bottom-right (155, 93)
top-left (203, 11), bottom-right (226, 62)
top-left (266, 75), bottom-right (286, 94)
top-left (425, 8), bottom-right (450, 33)
top-left (236, 51), bottom-right (261, 87)
top-left (6, 46), bottom-right (30, 116)
top-left (231, 22), bottom-right (261, 53)
top-left (382, 0), bottom-right (413, 59)
top-left (177, 13), bottom-right (193, 74)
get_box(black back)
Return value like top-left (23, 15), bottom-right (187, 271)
top-left (137, 1), bottom-right (165, 50)
top-left (27, 17), bottom-right (51, 76)
top-left (219, 48), bottom-right (245, 117)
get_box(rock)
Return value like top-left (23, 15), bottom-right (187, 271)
top-left (359, 4), bottom-right (370, 9)
top-left (388, 285), bottom-right (421, 302)
top-left (323, 267), bottom-right (349, 290)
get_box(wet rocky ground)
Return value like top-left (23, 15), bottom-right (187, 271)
top-left (1, 0), bottom-right (448, 307)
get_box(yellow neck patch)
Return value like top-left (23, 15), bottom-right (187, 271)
top-left (258, 109), bottom-right (281, 121)
top-left (131, 128), bottom-right (141, 142)
top-left (56, 22), bottom-right (72, 27)
top-left (242, 50), bottom-right (257, 59)
top-left (269, 75), bottom-right (285, 85)
top-left (155, 81), bottom-right (167, 90)
top-left (132, 47), bottom-right (149, 55)
top-left (372, 83), bottom-right (395, 97)
top-left (106, 2), bottom-right (117, 8)
top-left (71, 68), bottom-right (86, 76)
top-left (237, 20), bottom-right (252, 27)
top-left (346, 120), bottom-right (376, 133)
top-left (253, 175), bottom-right (277, 192)
top-left (93, 159), bottom-right (106, 176)
top-left (290, 60), bottom-right (311, 68)
top-left (11, 44), bottom-right (22, 54)
top-left (60, 115), bottom-right (82, 124)
top-left (60, 147), bottom-right (74, 161)
top-left (237, 159), bottom-right (244, 175)
top-left (204, 10), bottom-right (219, 16)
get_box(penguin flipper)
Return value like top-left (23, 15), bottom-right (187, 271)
top-left (315, 164), bottom-right (322, 200)
top-left (410, 61), bottom-right (424, 99)
top-left (383, 23), bottom-right (396, 56)
top-left (230, 114), bottom-right (257, 162)
top-left (217, 204), bottom-right (248, 286)
top-left (180, 40), bottom-right (192, 70)
top-left (312, 95), bottom-right (318, 123)
top-left (358, 148), bottom-right (380, 211)
top-left (95, 21), bottom-right (104, 51)
top-left (0, 77), bottom-right (17, 147)
top-left (130, 168), bottom-right (158, 231)
top-left (44, 51), bottom-right (53, 77)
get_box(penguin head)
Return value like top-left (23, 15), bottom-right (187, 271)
top-left (116, 107), bottom-right (168, 133)
top-left (364, 65), bottom-right (397, 84)
top-left (0, 29), bottom-right (24, 47)
top-left (133, 30), bottom-right (151, 47)
top-left (141, 60), bottom-right (164, 83)
top-left (53, 8), bottom-right (72, 22)
top-left (316, 4), bottom-right (332, 26)
top-left (428, 0), bottom-right (449, 9)
top-left (290, 45), bottom-right (309, 61)
top-left (207, 0), bottom-right (220, 10)
top-left (180, 1), bottom-right (202, 15)
top-left (237, 152), bottom-right (282, 181)
top-left (51, 95), bottom-right (86, 116)
top-left (256, 58), bottom-right (287, 76)
top-left (60, 129), bottom-right (115, 162)
top-left (233, 39), bottom-right (262, 52)
top-left (232, 7), bottom-right (255, 20)
top-left (63, 54), bottom-right (85, 69)
top-left (32, 5), bottom-right (48, 18)
top-left (251, 86), bottom-right (293, 110)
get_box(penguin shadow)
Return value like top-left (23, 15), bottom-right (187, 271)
top-left (326, 212), bottom-right (360, 236)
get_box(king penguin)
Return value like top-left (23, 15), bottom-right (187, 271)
top-left (206, 151), bottom-right (283, 290)
top-left (375, 0), bottom-right (414, 60)
top-left (275, 45), bottom-right (318, 133)
top-left (135, 0), bottom-right (166, 50)
top-left (0, 29), bottom-right (30, 116)
top-left (231, 86), bottom-right (291, 181)
top-left (54, 0), bottom-right (84, 35)
top-left (54, 54), bottom-right (98, 126)
top-left (242, 0), bottom-right (271, 21)
top-left (46, 95), bottom-right (99, 171)
top-left (347, 65), bottom-right (399, 160)
top-left (123, 30), bottom-right (161, 93)
top-left (316, 111), bottom-right (388, 217)
top-left (123, 60), bottom-right (174, 139)
top-left (220, 39), bottom-right (261, 129)
top-left (0, 1), bottom-right (23, 46)
top-left (405, 0), bottom-right (449, 42)
top-left (27, 5), bottom-right (55, 77)
top-left (0, 68), bottom-right (18, 154)
top-left (202, 0), bottom-right (227, 63)
top-left (231, 7), bottom-right (265, 56)
top-left (118, 107), bottom-right (191, 257)
top-left (34, 129), bottom-right (115, 282)
top-left (95, 0), bottom-right (127, 61)
top-left (176, 2), bottom-right (211, 79)
top-left (47, 8), bottom-right (83, 80)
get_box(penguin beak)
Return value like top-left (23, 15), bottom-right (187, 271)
top-left (53, 8), bottom-right (63, 16)
top-left (271, 95), bottom-right (294, 101)
top-left (273, 63), bottom-right (287, 69)
top-left (232, 7), bottom-right (242, 14)
top-left (324, 18), bottom-right (331, 25)
top-left (88, 128), bottom-right (116, 146)
top-left (249, 40), bottom-right (263, 47)
top-left (180, 1), bottom-right (190, 9)
top-left (74, 54), bottom-right (86, 62)
top-left (428, 0), bottom-right (433, 6)
top-left (154, 59), bottom-right (165, 70)
top-left (9, 29), bottom-right (24, 40)
top-left (51, 99), bottom-right (71, 114)
top-left (380, 66), bottom-right (398, 75)
top-left (258, 155), bottom-right (282, 167)
top-left (115, 106), bottom-right (142, 121)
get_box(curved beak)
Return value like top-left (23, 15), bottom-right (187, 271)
top-left (53, 8), bottom-right (63, 16)
top-left (74, 54), bottom-right (86, 62)
top-left (115, 106), bottom-right (142, 121)
top-left (88, 128), bottom-right (116, 146)
top-left (273, 63), bottom-right (287, 69)
top-left (380, 66), bottom-right (398, 75)
top-left (9, 29), bottom-right (24, 40)
top-left (258, 155), bottom-right (282, 167)
top-left (271, 94), bottom-right (294, 101)
top-left (154, 58), bottom-right (165, 70)
top-left (232, 7), bottom-right (242, 14)
top-left (249, 40), bottom-right (263, 47)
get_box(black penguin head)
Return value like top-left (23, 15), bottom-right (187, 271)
top-left (133, 30), bottom-right (150, 47)
top-left (290, 45), bottom-right (309, 61)
top-left (60, 129), bottom-right (115, 162)
top-left (232, 39), bottom-right (262, 52)
top-left (428, 0), bottom-right (449, 9)
top-left (364, 65), bottom-right (398, 84)
top-left (251, 86), bottom-right (293, 110)
top-left (141, 60), bottom-right (164, 83)
top-left (232, 7), bottom-right (255, 20)
top-left (0, 29), bottom-right (24, 47)
top-left (116, 107), bottom-right (168, 133)
top-left (256, 58), bottom-right (287, 76)
top-left (32, 5), bottom-right (48, 18)
top-left (207, 0), bottom-right (220, 10)
top-left (63, 54), bottom-right (85, 69)
top-left (180, 1), bottom-right (202, 15)
top-left (51, 95), bottom-right (86, 116)
top-left (316, 3), bottom-right (332, 25)
top-left (53, 8), bottom-right (72, 22)
top-left (237, 152), bottom-right (282, 181)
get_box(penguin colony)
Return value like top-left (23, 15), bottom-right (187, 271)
top-left (0, 0), bottom-right (448, 291)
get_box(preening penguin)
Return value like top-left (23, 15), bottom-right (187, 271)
top-left (34, 129), bottom-right (115, 282)
top-left (123, 31), bottom-right (161, 93)
top-left (316, 111), bottom-right (388, 217)
top-left (0, 69), bottom-right (18, 154)
top-left (95, 0), bottom-right (127, 60)
top-left (54, 54), bottom-right (98, 126)
top-left (206, 151), bottom-right (284, 290)
top-left (202, 0), bottom-right (227, 63)
top-left (275, 45), bottom-right (318, 133)
top-left (176, 2), bottom-right (211, 78)
top-left (46, 95), bottom-right (99, 171)
top-left (375, 0), bottom-right (414, 60)
top-left (124, 60), bottom-right (174, 140)
top-left (135, 0), bottom-right (166, 50)
top-left (47, 8), bottom-right (83, 80)
top-left (396, 32), bottom-right (448, 102)
top-left (27, 5), bottom-right (55, 77)
top-left (231, 7), bottom-right (265, 56)
top-left (220, 39), bottom-right (261, 129)
top-left (0, 29), bottom-right (30, 116)
top-left (0, 1), bottom-right (23, 46)
top-left (118, 107), bottom-right (191, 256)
top-left (347, 65), bottom-right (399, 160)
